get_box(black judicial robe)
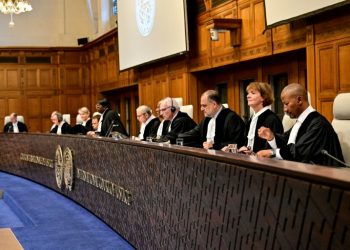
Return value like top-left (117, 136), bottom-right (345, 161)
top-left (179, 108), bottom-right (246, 150)
top-left (159, 120), bottom-right (170, 136)
top-left (273, 111), bottom-right (344, 167)
top-left (3, 121), bottom-right (28, 133)
top-left (71, 119), bottom-right (93, 135)
top-left (50, 122), bottom-right (72, 134)
top-left (157, 111), bottom-right (197, 144)
top-left (139, 117), bottom-right (161, 140)
top-left (101, 108), bottom-right (128, 137)
top-left (245, 109), bottom-right (283, 152)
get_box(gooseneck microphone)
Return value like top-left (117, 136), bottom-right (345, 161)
top-left (105, 121), bottom-right (115, 137)
top-left (321, 149), bottom-right (349, 168)
top-left (247, 146), bottom-right (256, 156)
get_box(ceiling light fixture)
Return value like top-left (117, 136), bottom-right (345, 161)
top-left (0, 0), bottom-right (33, 28)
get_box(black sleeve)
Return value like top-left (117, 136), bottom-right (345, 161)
top-left (3, 123), bottom-right (9, 133)
top-left (158, 117), bottom-right (195, 144)
top-left (22, 123), bottom-right (28, 133)
top-left (178, 123), bottom-right (203, 148)
top-left (219, 113), bottom-right (246, 149)
top-left (148, 120), bottom-right (161, 138)
top-left (50, 125), bottom-right (58, 134)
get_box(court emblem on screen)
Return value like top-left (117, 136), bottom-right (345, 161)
top-left (136, 0), bottom-right (155, 36)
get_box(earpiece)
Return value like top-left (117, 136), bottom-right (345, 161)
top-left (171, 98), bottom-right (176, 112)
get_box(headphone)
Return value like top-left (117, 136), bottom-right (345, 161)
top-left (56, 112), bottom-right (63, 122)
top-left (170, 98), bottom-right (176, 113)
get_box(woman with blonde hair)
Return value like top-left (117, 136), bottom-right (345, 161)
top-left (73, 107), bottom-right (93, 134)
top-left (237, 82), bottom-right (283, 154)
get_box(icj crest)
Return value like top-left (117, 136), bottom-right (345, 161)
top-left (136, 0), bottom-right (155, 36)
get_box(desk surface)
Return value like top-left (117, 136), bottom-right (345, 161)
top-left (1, 133), bottom-right (350, 249)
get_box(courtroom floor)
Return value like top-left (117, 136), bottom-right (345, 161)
top-left (0, 171), bottom-right (135, 250)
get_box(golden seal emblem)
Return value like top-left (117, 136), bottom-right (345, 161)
top-left (63, 147), bottom-right (74, 191)
top-left (54, 145), bottom-right (64, 188)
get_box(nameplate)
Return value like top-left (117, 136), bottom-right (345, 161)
top-left (20, 153), bottom-right (54, 168)
top-left (77, 169), bottom-right (132, 206)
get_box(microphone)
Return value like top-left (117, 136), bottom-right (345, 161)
top-left (247, 146), bottom-right (256, 156)
top-left (8, 126), bottom-right (12, 132)
top-left (321, 149), bottom-right (349, 168)
top-left (105, 121), bottom-right (115, 137)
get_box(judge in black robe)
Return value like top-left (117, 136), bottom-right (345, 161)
top-left (72, 119), bottom-right (93, 135)
top-left (243, 109), bottom-right (283, 153)
top-left (139, 117), bottom-right (160, 140)
top-left (4, 121), bottom-right (28, 133)
top-left (179, 107), bottom-right (246, 150)
top-left (156, 111), bottom-right (197, 144)
top-left (257, 83), bottom-right (344, 167)
top-left (50, 122), bottom-right (72, 134)
top-left (95, 98), bottom-right (128, 137)
top-left (270, 111), bottom-right (344, 166)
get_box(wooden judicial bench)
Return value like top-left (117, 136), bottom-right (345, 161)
top-left (0, 133), bottom-right (350, 249)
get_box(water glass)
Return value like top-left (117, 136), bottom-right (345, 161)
top-left (176, 138), bottom-right (184, 146)
top-left (228, 144), bottom-right (237, 153)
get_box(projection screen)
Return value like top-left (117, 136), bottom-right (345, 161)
top-left (264, 0), bottom-right (350, 29)
top-left (117, 0), bottom-right (189, 71)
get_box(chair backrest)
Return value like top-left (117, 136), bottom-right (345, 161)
top-left (173, 98), bottom-right (183, 107)
top-left (332, 93), bottom-right (350, 166)
top-left (63, 114), bottom-right (70, 125)
top-left (4, 115), bottom-right (24, 126)
top-left (76, 114), bottom-right (83, 125)
top-left (180, 105), bottom-right (193, 119)
top-left (93, 112), bottom-right (102, 117)
top-left (222, 103), bottom-right (228, 108)
top-left (282, 91), bottom-right (311, 132)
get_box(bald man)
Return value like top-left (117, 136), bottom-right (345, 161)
top-left (256, 83), bottom-right (344, 167)
top-left (4, 113), bottom-right (28, 133)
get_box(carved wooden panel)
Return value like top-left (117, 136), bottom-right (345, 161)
top-left (7, 69), bottom-right (19, 88)
top-left (26, 69), bottom-right (38, 87)
top-left (338, 43), bottom-right (350, 91)
top-left (39, 69), bottom-right (52, 88)
top-left (8, 98), bottom-right (19, 113)
top-left (0, 69), bottom-right (5, 88)
top-left (0, 99), bottom-right (5, 118)
top-left (65, 68), bottom-right (81, 87)
top-left (320, 100), bottom-right (334, 123)
top-left (154, 78), bottom-right (168, 102)
top-left (27, 98), bottom-right (41, 117)
top-left (170, 75), bottom-right (187, 103)
top-left (318, 47), bottom-right (335, 94)
top-left (107, 55), bottom-right (118, 81)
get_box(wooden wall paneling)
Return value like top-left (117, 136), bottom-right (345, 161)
top-left (26, 69), bottom-right (38, 87)
top-left (337, 41), bottom-right (350, 92)
top-left (138, 81), bottom-right (154, 109)
top-left (170, 75), bottom-right (187, 104)
top-left (107, 54), bottom-right (118, 82)
top-left (154, 78), bottom-right (169, 105)
top-left (0, 99), bottom-right (6, 126)
top-left (7, 69), bottom-right (19, 88)
top-left (0, 69), bottom-right (5, 88)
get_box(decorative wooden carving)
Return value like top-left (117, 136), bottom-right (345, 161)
top-left (204, 18), bottom-right (242, 46)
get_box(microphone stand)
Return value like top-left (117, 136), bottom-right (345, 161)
top-left (105, 121), bottom-right (115, 137)
top-left (321, 149), bottom-right (349, 168)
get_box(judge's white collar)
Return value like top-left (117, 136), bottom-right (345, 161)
top-left (297, 105), bottom-right (315, 123)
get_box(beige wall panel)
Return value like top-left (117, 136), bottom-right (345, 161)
top-left (26, 69), bottom-right (38, 87)
top-left (8, 98), bottom-right (19, 113)
top-left (0, 99), bottom-right (5, 117)
top-left (253, 1), bottom-right (265, 39)
top-left (65, 68), bottom-right (80, 87)
top-left (27, 98), bottom-right (41, 117)
top-left (28, 118), bottom-right (41, 133)
top-left (318, 47), bottom-right (335, 93)
top-left (338, 43), bottom-right (350, 91)
top-left (7, 70), bottom-right (18, 88)
top-left (39, 69), bottom-right (52, 88)
top-left (41, 98), bottom-right (53, 117)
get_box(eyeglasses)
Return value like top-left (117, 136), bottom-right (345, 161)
top-left (159, 106), bottom-right (171, 112)
top-left (137, 113), bottom-right (145, 118)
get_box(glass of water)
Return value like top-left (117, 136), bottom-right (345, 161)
top-left (176, 138), bottom-right (184, 146)
top-left (228, 144), bottom-right (237, 153)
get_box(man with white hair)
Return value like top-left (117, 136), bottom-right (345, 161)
top-left (136, 105), bottom-right (160, 140)
top-left (4, 113), bottom-right (28, 133)
top-left (156, 97), bottom-right (197, 144)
